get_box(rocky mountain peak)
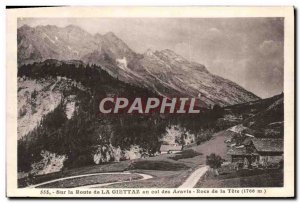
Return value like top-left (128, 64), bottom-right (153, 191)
top-left (19, 24), bottom-right (32, 31)
top-left (65, 24), bottom-right (83, 31)
top-left (144, 48), bottom-right (155, 56)
top-left (94, 33), bottom-right (103, 39)
top-left (17, 24), bottom-right (260, 106)
top-left (103, 31), bottom-right (118, 39)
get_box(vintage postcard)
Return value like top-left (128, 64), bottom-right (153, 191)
top-left (6, 6), bottom-right (295, 198)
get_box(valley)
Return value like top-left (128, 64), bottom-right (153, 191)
top-left (16, 24), bottom-right (284, 189)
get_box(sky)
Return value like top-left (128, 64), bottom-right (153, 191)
top-left (18, 18), bottom-right (284, 98)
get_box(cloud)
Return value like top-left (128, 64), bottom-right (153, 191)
top-left (242, 40), bottom-right (283, 98)
top-left (259, 40), bottom-right (283, 56)
top-left (209, 57), bottom-right (250, 88)
top-left (203, 27), bottom-right (223, 41)
top-left (174, 42), bottom-right (192, 61)
top-left (208, 27), bottom-right (221, 33)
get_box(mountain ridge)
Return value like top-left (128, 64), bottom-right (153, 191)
top-left (17, 24), bottom-right (260, 106)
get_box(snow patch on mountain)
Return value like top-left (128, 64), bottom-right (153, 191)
top-left (43, 33), bottom-right (56, 44)
top-left (116, 57), bottom-right (128, 70)
top-left (65, 95), bottom-right (77, 119)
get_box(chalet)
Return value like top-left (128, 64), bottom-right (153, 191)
top-left (252, 138), bottom-right (283, 166)
top-left (229, 124), bottom-right (247, 134)
top-left (228, 138), bottom-right (283, 168)
top-left (183, 142), bottom-right (197, 150)
top-left (160, 144), bottom-right (183, 154)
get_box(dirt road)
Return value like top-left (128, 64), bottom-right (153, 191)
top-left (178, 165), bottom-right (209, 188)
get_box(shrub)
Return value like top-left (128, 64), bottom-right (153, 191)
top-left (279, 159), bottom-right (283, 169)
top-left (123, 145), bottom-right (142, 160)
top-left (72, 155), bottom-right (91, 168)
top-left (93, 145), bottom-right (114, 164)
top-left (30, 150), bottom-right (67, 175)
top-left (196, 129), bottom-right (214, 145)
top-left (18, 106), bottom-right (27, 117)
top-left (161, 125), bottom-right (184, 145)
top-left (206, 153), bottom-right (223, 169)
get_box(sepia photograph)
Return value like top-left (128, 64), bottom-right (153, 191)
top-left (6, 6), bottom-right (295, 198)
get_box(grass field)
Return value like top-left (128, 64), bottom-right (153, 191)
top-left (18, 161), bottom-right (131, 187)
top-left (98, 131), bottom-right (230, 188)
top-left (101, 169), bottom-right (193, 188)
top-left (195, 169), bottom-right (283, 188)
top-left (129, 160), bottom-right (189, 171)
top-left (18, 158), bottom-right (193, 188)
top-left (169, 149), bottom-right (202, 161)
top-left (18, 131), bottom-right (264, 188)
top-left (36, 174), bottom-right (141, 188)
top-left (19, 130), bottom-right (228, 188)
top-left (190, 130), bottom-right (231, 160)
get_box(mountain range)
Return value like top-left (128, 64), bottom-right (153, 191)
top-left (18, 24), bottom-right (260, 107)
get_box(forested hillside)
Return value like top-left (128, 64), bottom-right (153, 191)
top-left (18, 60), bottom-right (226, 174)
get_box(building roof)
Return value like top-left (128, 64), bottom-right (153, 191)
top-left (241, 127), bottom-right (267, 137)
top-left (242, 137), bottom-right (253, 146)
top-left (245, 133), bottom-right (255, 138)
top-left (227, 147), bottom-right (258, 156)
top-left (252, 138), bottom-right (283, 153)
top-left (228, 124), bottom-right (247, 134)
top-left (160, 144), bottom-right (182, 152)
top-left (227, 147), bottom-right (247, 155)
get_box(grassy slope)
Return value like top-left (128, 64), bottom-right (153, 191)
top-left (98, 130), bottom-right (230, 188)
top-left (18, 161), bottom-right (131, 187)
top-left (195, 169), bottom-right (283, 188)
top-left (189, 130), bottom-right (229, 160)
top-left (19, 157), bottom-right (193, 188)
top-left (36, 174), bottom-right (141, 188)
top-left (101, 169), bottom-right (192, 188)
top-left (19, 130), bottom-right (236, 188)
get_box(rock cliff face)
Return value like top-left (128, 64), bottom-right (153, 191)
top-left (17, 76), bottom-right (85, 139)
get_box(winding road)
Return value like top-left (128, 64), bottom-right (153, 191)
top-left (29, 166), bottom-right (209, 189)
top-left (27, 172), bottom-right (153, 188)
